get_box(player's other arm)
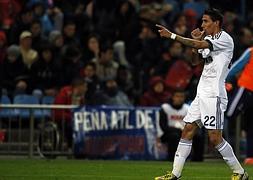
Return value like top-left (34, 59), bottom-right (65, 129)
top-left (190, 28), bottom-right (206, 65)
top-left (156, 24), bottom-right (210, 49)
top-left (191, 49), bottom-right (202, 66)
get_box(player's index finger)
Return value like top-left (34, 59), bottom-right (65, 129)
top-left (155, 24), bottom-right (165, 29)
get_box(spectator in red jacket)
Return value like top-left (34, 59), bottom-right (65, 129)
top-left (0, 0), bottom-right (22, 29)
top-left (53, 77), bottom-right (87, 149)
top-left (139, 76), bottom-right (171, 106)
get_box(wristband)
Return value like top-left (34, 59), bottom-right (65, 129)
top-left (170, 33), bottom-right (176, 40)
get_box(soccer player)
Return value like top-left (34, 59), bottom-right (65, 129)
top-left (155, 8), bottom-right (249, 180)
top-left (226, 47), bottom-right (253, 165)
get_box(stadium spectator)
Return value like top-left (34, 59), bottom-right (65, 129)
top-left (0, 0), bottom-right (22, 29)
top-left (116, 65), bottom-right (135, 103)
top-left (113, 0), bottom-right (139, 42)
top-left (92, 43), bottom-right (119, 82)
top-left (52, 0), bottom-right (80, 15)
top-left (226, 47), bottom-right (253, 165)
top-left (182, 0), bottom-right (208, 19)
top-left (29, 20), bottom-right (47, 51)
top-left (92, 0), bottom-right (117, 41)
top-left (53, 77), bottom-right (88, 149)
top-left (8, 7), bottom-right (34, 44)
top-left (159, 89), bottom-right (204, 161)
top-left (40, 6), bottom-right (64, 36)
top-left (152, 41), bottom-right (183, 77)
top-left (19, 31), bottom-right (38, 69)
top-left (139, 76), bottom-right (170, 106)
top-left (92, 78), bottom-right (132, 106)
top-left (134, 22), bottom-right (162, 72)
top-left (183, 9), bottom-right (198, 31)
top-left (138, 1), bottom-right (172, 22)
top-left (82, 33), bottom-right (100, 63)
top-left (30, 45), bottom-right (61, 96)
top-left (234, 27), bottom-right (253, 60)
top-left (60, 45), bottom-right (82, 86)
top-left (48, 30), bottom-right (64, 61)
top-left (222, 11), bottom-right (239, 39)
top-left (127, 22), bottom-right (162, 89)
top-left (1, 45), bottom-right (27, 96)
top-left (164, 60), bottom-right (193, 93)
top-left (113, 41), bottom-right (130, 67)
top-left (62, 21), bottom-right (79, 46)
top-left (247, 14), bottom-right (253, 32)
top-left (30, 1), bottom-right (45, 19)
top-left (70, 2), bottom-right (94, 39)
top-left (80, 62), bottom-right (100, 102)
top-left (170, 14), bottom-right (189, 36)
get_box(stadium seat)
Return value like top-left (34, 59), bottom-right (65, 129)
top-left (0, 95), bottom-right (14, 118)
top-left (42, 96), bottom-right (55, 104)
top-left (13, 94), bottom-right (43, 119)
top-left (41, 96), bottom-right (55, 117)
top-left (0, 95), bottom-right (11, 104)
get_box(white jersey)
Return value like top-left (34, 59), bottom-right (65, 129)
top-left (161, 103), bottom-right (189, 130)
top-left (197, 31), bottom-right (234, 98)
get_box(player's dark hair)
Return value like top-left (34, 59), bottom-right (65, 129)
top-left (204, 8), bottom-right (223, 27)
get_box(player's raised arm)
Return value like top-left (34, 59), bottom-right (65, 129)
top-left (156, 24), bottom-right (209, 49)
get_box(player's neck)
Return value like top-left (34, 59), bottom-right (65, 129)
top-left (211, 27), bottom-right (222, 37)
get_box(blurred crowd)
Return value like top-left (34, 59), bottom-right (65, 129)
top-left (0, 0), bottom-right (253, 106)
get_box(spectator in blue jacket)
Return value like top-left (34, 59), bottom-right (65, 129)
top-left (226, 47), bottom-right (253, 165)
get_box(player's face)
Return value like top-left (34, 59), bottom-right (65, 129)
top-left (201, 15), bottom-right (218, 36)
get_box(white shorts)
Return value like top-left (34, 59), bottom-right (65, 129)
top-left (183, 96), bottom-right (228, 129)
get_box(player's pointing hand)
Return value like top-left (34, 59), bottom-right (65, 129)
top-left (156, 24), bottom-right (172, 39)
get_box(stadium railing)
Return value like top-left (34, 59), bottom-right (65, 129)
top-left (0, 103), bottom-right (77, 158)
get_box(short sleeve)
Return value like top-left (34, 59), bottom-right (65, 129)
top-left (204, 32), bottom-right (232, 51)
